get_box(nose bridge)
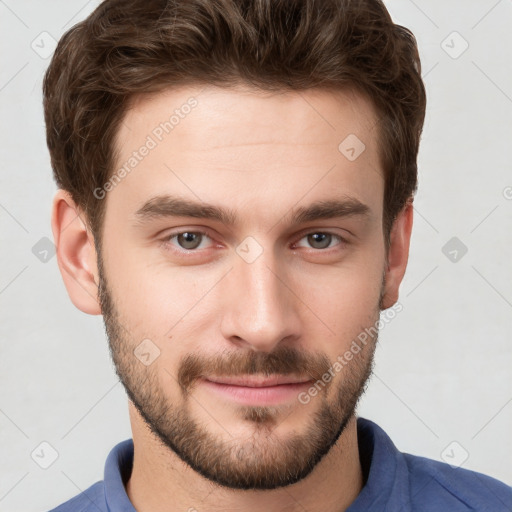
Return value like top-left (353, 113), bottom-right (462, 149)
top-left (220, 244), bottom-right (300, 351)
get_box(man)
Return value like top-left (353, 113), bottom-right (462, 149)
top-left (44, 0), bottom-right (512, 510)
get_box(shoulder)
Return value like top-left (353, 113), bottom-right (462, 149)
top-left (46, 438), bottom-right (133, 512)
top-left (403, 452), bottom-right (512, 511)
top-left (355, 417), bottom-right (512, 511)
top-left (47, 480), bottom-right (106, 512)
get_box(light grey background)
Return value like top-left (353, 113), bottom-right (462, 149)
top-left (1, 1), bottom-right (511, 511)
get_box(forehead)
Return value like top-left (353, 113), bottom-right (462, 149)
top-left (120, 84), bottom-right (380, 153)
top-left (106, 84), bottom-right (384, 230)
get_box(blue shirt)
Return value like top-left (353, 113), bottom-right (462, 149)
top-left (48, 417), bottom-right (512, 511)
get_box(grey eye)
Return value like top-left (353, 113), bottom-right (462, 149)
top-left (177, 232), bottom-right (204, 250)
top-left (306, 233), bottom-right (333, 249)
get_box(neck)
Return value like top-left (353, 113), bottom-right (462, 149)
top-left (125, 409), bottom-right (363, 512)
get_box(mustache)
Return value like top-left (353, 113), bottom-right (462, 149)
top-left (177, 345), bottom-right (333, 393)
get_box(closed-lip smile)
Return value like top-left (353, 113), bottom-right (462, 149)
top-left (204, 375), bottom-right (312, 387)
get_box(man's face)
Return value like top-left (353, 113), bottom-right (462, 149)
top-left (97, 85), bottom-right (387, 490)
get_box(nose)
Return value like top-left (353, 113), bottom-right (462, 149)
top-left (219, 248), bottom-right (302, 353)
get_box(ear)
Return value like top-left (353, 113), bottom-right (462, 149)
top-left (380, 200), bottom-right (414, 310)
top-left (51, 189), bottom-right (101, 315)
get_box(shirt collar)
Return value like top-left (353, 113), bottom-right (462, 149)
top-left (104, 437), bottom-right (136, 511)
top-left (103, 416), bottom-right (409, 511)
top-left (347, 417), bottom-right (411, 511)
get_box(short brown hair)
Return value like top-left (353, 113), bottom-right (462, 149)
top-left (43, 0), bottom-right (426, 250)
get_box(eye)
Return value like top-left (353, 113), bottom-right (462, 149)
top-left (294, 232), bottom-right (346, 250)
top-left (164, 231), bottom-right (213, 251)
top-left (160, 229), bottom-right (347, 255)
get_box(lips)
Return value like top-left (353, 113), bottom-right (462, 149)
top-left (204, 375), bottom-right (312, 387)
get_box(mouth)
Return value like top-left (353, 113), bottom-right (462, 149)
top-left (200, 374), bottom-right (313, 405)
top-left (205, 374), bottom-right (312, 387)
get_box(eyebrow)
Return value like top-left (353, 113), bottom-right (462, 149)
top-left (133, 194), bottom-right (371, 227)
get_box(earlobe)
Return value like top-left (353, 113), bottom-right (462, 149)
top-left (380, 200), bottom-right (414, 310)
top-left (51, 189), bottom-right (101, 315)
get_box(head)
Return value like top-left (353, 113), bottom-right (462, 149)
top-left (46, 0), bottom-right (425, 491)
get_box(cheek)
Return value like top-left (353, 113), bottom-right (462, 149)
top-left (115, 271), bottom-right (208, 334)
top-left (289, 254), bottom-right (384, 346)
top-left (107, 252), bottom-right (224, 364)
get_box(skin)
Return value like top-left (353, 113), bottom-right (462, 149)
top-left (51, 84), bottom-right (413, 512)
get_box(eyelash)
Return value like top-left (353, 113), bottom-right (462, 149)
top-left (160, 229), bottom-right (348, 254)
